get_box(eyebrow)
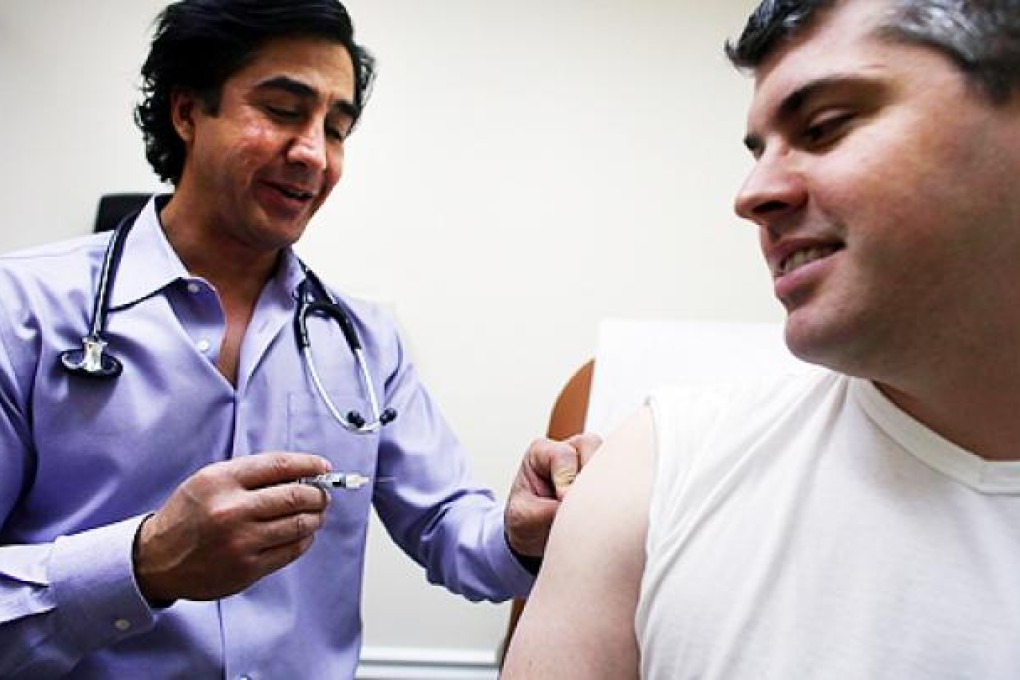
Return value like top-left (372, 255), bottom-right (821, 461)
top-left (743, 74), bottom-right (872, 154)
top-left (254, 75), bottom-right (360, 119)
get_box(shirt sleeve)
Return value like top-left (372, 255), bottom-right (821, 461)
top-left (0, 519), bottom-right (157, 677)
top-left (368, 319), bottom-right (535, 602)
top-left (0, 295), bottom-right (155, 677)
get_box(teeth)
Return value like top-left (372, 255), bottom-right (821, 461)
top-left (780, 246), bottom-right (837, 276)
top-left (280, 187), bottom-right (312, 200)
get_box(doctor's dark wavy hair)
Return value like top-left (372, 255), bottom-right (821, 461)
top-left (134, 0), bottom-right (376, 185)
top-left (725, 0), bottom-right (1020, 104)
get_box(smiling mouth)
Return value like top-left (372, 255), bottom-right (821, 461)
top-left (778, 245), bottom-right (841, 277)
top-left (274, 184), bottom-right (315, 201)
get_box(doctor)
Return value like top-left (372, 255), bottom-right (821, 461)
top-left (0, 0), bottom-right (597, 677)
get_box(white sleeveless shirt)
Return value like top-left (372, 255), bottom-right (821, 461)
top-left (637, 370), bottom-right (1020, 679)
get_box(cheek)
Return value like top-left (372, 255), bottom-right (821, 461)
top-left (320, 149), bottom-right (345, 194)
top-left (234, 120), bottom-right (287, 168)
top-left (856, 108), bottom-right (1013, 238)
top-left (329, 146), bottom-right (345, 181)
top-left (811, 122), bottom-right (937, 250)
top-left (757, 227), bottom-right (770, 257)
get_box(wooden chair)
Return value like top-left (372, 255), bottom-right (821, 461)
top-left (498, 359), bottom-right (594, 665)
top-left (543, 359), bottom-right (595, 441)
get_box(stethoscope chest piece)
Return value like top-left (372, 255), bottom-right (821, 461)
top-left (59, 335), bottom-right (123, 379)
top-left (59, 212), bottom-right (134, 380)
top-left (296, 267), bottom-right (397, 434)
top-left (58, 207), bottom-right (397, 432)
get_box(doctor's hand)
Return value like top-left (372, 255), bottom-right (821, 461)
top-left (133, 452), bottom-right (332, 605)
top-left (504, 433), bottom-right (602, 559)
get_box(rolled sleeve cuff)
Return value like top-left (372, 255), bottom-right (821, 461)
top-left (487, 512), bottom-right (536, 598)
top-left (505, 532), bottom-right (543, 576)
top-left (49, 515), bottom-right (156, 651)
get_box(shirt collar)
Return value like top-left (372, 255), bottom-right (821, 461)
top-left (275, 245), bottom-right (308, 299)
top-left (109, 194), bottom-right (308, 309)
top-left (108, 194), bottom-right (187, 310)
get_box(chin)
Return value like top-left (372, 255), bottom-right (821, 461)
top-left (782, 313), bottom-right (853, 372)
top-left (258, 216), bottom-right (312, 249)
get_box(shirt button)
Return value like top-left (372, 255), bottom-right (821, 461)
top-left (186, 282), bottom-right (201, 294)
top-left (114, 618), bottom-right (132, 632)
top-left (196, 339), bottom-right (211, 353)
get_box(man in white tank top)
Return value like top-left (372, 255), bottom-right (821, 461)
top-left (502, 0), bottom-right (1020, 677)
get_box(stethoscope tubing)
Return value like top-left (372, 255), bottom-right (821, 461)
top-left (59, 209), bottom-right (396, 433)
top-left (58, 212), bottom-right (137, 378)
top-left (295, 271), bottom-right (396, 433)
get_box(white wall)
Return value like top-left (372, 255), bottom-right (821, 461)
top-left (0, 0), bottom-right (772, 664)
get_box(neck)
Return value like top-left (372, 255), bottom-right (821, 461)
top-left (875, 355), bottom-right (1020, 462)
top-left (158, 193), bottom-right (281, 386)
top-left (159, 194), bottom-right (279, 303)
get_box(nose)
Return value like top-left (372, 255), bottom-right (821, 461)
top-left (287, 124), bottom-right (329, 173)
top-left (733, 150), bottom-right (807, 230)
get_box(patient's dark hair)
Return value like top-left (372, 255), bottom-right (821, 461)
top-left (135, 0), bottom-right (376, 185)
top-left (725, 0), bottom-right (1020, 104)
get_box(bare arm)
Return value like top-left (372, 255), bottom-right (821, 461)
top-left (501, 408), bottom-right (655, 679)
top-left (504, 433), bottom-right (603, 557)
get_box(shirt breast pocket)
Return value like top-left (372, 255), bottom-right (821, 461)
top-left (286, 391), bottom-right (379, 532)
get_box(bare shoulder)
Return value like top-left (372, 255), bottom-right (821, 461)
top-left (501, 407), bottom-right (656, 680)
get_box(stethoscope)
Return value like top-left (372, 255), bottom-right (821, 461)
top-left (59, 212), bottom-right (397, 435)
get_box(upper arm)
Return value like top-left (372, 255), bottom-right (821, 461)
top-left (0, 294), bottom-right (33, 525)
top-left (501, 407), bottom-right (656, 680)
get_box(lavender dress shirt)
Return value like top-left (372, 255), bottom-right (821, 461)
top-left (0, 198), bottom-right (533, 678)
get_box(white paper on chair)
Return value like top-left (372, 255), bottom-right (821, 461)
top-left (584, 318), bottom-right (812, 436)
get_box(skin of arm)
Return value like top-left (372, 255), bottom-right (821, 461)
top-left (504, 433), bottom-right (603, 557)
top-left (501, 407), bottom-right (655, 679)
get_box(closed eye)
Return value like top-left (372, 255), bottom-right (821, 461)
top-left (266, 105), bottom-right (301, 121)
top-left (801, 111), bottom-right (856, 150)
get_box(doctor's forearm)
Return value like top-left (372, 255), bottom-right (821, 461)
top-left (402, 499), bottom-right (535, 602)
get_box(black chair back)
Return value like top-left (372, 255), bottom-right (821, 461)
top-left (93, 193), bottom-right (150, 233)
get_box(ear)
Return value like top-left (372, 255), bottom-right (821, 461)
top-left (170, 89), bottom-right (199, 145)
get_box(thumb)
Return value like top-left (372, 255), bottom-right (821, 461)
top-left (566, 432), bottom-right (603, 467)
top-left (549, 432), bottom-right (603, 499)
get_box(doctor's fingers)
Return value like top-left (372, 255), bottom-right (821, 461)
top-left (525, 438), bottom-right (586, 500)
top-left (227, 451), bottom-right (332, 490)
top-left (192, 526), bottom-right (318, 594)
top-left (255, 534), bottom-right (319, 576)
top-left (245, 481), bottom-right (331, 522)
top-left (250, 510), bottom-right (328, 553)
top-left (565, 432), bottom-right (603, 468)
top-left (548, 433), bottom-right (604, 498)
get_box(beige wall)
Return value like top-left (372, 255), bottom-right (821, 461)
top-left (0, 0), bottom-right (771, 660)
